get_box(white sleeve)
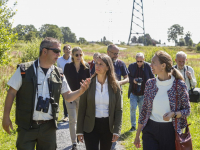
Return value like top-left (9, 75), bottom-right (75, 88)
top-left (7, 67), bottom-right (22, 91)
top-left (61, 75), bottom-right (71, 94)
top-left (189, 67), bottom-right (197, 87)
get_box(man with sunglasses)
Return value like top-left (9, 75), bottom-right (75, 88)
top-left (107, 44), bottom-right (129, 85)
top-left (57, 44), bottom-right (72, 122)
top-left (128, 52), bottom-right (154, 132)
top-left (2, 37), bottom-right (90, 150)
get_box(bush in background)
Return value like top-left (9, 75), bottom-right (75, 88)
top-left (0, 0), bottom-right (17, 65)
top-left (21, 38), bottom-right (42, 62)
top-left (196, 43), bottom-right (200, 53)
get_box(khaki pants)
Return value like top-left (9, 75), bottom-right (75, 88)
top-left (66, 97), bottom-right (80, 144)
top-left (16, 120), bottom-right (56, 150)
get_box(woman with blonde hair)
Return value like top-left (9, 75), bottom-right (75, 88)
top-left (77, 54), bottom-right (122, 150)
top-left (64, 47), bottom-right (90, 150)
top-left (134, 50), bottom-right (190, 150)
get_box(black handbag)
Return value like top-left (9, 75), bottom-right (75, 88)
top-left (184, 65), bottom-right (200, 103)
top-left (189, 88), bottom-right (200, 103)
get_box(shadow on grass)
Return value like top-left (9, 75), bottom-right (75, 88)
top-left (119, 131), bottom-right (135, 141)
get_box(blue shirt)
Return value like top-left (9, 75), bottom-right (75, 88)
top-left (113, 59), bottom-right (129, 81)
top-left (91, 59), bottom-right (129, 81)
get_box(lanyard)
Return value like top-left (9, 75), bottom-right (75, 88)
top-left (34, 59), bottom-right (53, 99)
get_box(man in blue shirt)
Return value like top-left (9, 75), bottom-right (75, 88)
top-left (107, 44), bottom-right (129, 86)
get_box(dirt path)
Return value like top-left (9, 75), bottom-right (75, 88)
top-left (56, 121), bottom-right (125, 150)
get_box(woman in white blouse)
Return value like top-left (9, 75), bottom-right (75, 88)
top-left (77, 54), bottom-right (122, 150)
top-left (134, 51), bottom-right (190, 150)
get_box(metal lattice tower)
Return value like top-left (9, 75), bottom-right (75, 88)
top-left (128, 0), bottom-right (146, 45)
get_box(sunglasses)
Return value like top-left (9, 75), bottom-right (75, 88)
top-left (45, 48), bottom-right (61, 54)
top-left (137, 61), bottom-right (143, 63)
top-left (75, 54), bottom-right (83, 57)
top-left (109, 51), bottom-right (120, 56)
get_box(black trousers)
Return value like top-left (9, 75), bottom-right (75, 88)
top-left (142, 119), bottom-right (175, 150)
top-left (84, 117), bottom-right (113, 150)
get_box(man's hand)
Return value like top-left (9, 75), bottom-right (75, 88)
top-left (77, 135), bottom-right (84, 143)
top-left (133, 78), bottom-right (138, 84)
top-left (112, 134), bottom-right (119, 142)
top-left (186, 71), bottom-right (192, 80)
top-left (79, 78), bottom-right (91, 94)
top-left (163, 112), bottom-right (174, 121)
top-left (2, 116), bottom-right (13, 134)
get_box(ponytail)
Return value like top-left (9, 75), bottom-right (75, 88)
top-left (172, 68), bottom-right (184, 81)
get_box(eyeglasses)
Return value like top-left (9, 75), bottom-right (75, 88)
top-left (109, 51), bottom-right (120, 56)
top-left (75, 54), bottom-right (83, 57)
top-left (45, 48), bottom-right (61, 54)
top-left (137, 61), bottom-right (143, 63)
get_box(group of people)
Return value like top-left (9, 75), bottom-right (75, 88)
top-left (2, 37), bottom-right (197, 150)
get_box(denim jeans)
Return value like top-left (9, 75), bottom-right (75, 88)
top-left (130, 93), bottom-right (144, 128)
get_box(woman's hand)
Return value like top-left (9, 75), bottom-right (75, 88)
top-left (163, 112), bottom-right (174, 121)
top-left (77, 135), bottom-right (84, 143)
top-left (134, 136), bottom-right (141, 148)
top-left (112, 134), bottom-right (119, 142)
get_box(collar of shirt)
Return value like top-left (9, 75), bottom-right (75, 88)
top-left (33, 59), bottom-right (55, 75)
top-left (62, 55), bottom-right (71, 61)
top-left (177, 65), bottom-right (186, 71)
top-left (96, 76), bottom-right (108, 93)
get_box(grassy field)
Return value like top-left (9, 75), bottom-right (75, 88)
top-left (0, 42), bottom-right (200, 149)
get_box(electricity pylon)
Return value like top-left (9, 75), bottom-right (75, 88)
top-left (128, 0), bottom-right (146, 45)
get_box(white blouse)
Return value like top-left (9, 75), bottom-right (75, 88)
top-left (150, 75), bottom-right (175, 122)
top-left (95, 76), bottom-right (109, 118)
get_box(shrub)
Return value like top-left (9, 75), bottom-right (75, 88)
top-left (21, 38), bottom-right (42, 62)
top-left (196, 43), bottom-right (200, 53)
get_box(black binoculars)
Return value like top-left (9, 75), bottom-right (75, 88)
top-left (36, 96), bottom-right (50, 113)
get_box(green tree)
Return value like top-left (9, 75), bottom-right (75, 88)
top-left (188, 39), bottom-right (193, 47)
top-left (184, 31), bottom-right (192, 46)
top-left (69, 33), bottom-right (77, 43)
top-left (178, 38), bottom-right (186, 46)
top-left (13, 24), bottom-right (26, 40)
top-left (196, 43), bottom-right (200, 53)
top-left (24, 31), bottom-right (37, 41)
top-left (0, 0), bottom-right (17, 64)
top-left (167, 24), bottom-right (184, 45)
top-left (79, 37), bottom-right (87, 44)
top-left (61, 27), bottom-right (77, 43)
top-left (41, 24), bottom-right (63, 41)
top-left (131, 36), bottom-right (137, 43)
top-left (103, 36), bottom-right (106, 44)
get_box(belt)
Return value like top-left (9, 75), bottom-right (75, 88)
top-left (32, 119), bottom-right (53, 125)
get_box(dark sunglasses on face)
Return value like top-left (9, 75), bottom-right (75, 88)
top-left (109, 51), bottom-right (120, 56)
top-left (137, 61), bottom-right (143, 63)
top-left (75, 54), bottom-right (83, 57)
top-left (45, 48), bottom-right (61, 54)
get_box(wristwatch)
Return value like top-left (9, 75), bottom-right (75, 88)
top-left (173, 112), bottom-right (177, 118)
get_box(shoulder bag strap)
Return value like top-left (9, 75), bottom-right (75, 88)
top-left (186, 66), bottom-right (192, 89)
top-left (175, 79), bottom-right (178, 131)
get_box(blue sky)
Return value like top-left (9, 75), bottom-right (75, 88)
top-left (8, 0), bottom-right (200, 45)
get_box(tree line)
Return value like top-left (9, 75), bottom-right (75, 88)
top-left (13, 24), bottom-right (88, 44)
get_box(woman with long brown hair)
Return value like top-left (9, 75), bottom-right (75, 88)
top-left (134, 50), bottom-right (190, 150)
top-left (64, 47), bottom-right (90, 150)
top-left (77, 54), bottom-right (122, 150)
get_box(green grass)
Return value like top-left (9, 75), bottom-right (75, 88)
top-left (0, 42), bottom-right (200, 149)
